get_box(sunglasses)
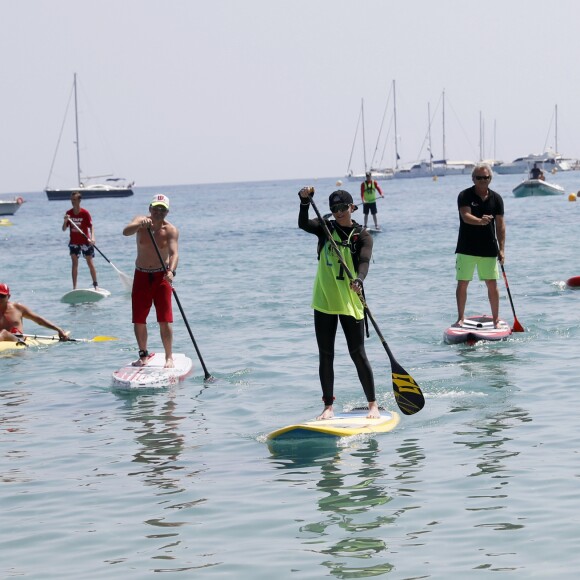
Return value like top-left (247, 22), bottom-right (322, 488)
top-left (474, 175), bottom-right (491, 181)
top-left (330, 203), bottom-right (350, 213)
top-left (150, 205), bottom-right (168, 212)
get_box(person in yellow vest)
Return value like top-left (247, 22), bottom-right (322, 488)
top-left (360, 171), bottom-right (384, 229)
top-left (297, 187), bottom-right (379, 420)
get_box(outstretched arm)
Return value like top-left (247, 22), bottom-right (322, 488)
top-left (18, 304), bottom-right (68, 340)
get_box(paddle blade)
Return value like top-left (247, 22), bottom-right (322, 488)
top-left (512, 318), bottom-right (525, 333)
top-left (390, 361), bottom-right (425, 416)
top-left (90, 336), bottom-right (118, 342)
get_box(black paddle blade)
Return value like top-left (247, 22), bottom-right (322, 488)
top-left (391, 361), bottom-right (425, 416)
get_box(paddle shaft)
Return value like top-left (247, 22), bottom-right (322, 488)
top-left (67, 217), bottom-right (114, 265)
top-left (306, 192), bottom-right (424, 415)
top-left (146, 227), bottom-right (213, 381)
top-left (15, 333), bottom-right (115, 343)
top-left (493, 226), bottom-right (524, 332)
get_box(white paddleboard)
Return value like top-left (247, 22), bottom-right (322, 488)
top-left (61, 287), bottom-right (111, 304)
top-left (111, 352), bottom-right (193, 390)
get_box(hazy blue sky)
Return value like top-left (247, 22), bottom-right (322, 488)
top-left (2, 0), bottom-right (579, 193)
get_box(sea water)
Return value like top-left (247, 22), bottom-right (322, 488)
top-left (1, 171), bottom-right (580, 579)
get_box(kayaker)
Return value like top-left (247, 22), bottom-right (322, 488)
top-left (298, 187), bottom-right (379, 420)
top-left (122, 194), bottom-right (179, 369)
top-left (454, 163), bottom-right (505, 328)
top-left (0, 283), bottom-right (69, 343)
top-left (62, 191), bottom-right (99, 290)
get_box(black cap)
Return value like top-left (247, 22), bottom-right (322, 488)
top-left (328, 190), bottom-right (357, 212)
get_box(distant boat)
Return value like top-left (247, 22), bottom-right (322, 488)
top-left (0, 196), bottom-right (24, 216)
top-left (495, 152), bottom-right (571, 175)
top-left (512, 178), bottom-right (565, 197)
top-left (45, 74), bottom-right (134, 201)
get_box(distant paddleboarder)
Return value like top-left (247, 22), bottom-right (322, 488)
top-left (360, 171), bottom-right (384, 230)
top-left (123, 194), bottom-right (179, 368)
top-left (62, 191), bottom-right (99, 290)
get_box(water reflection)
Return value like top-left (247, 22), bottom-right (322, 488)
top-left (268, 435), bottom-right (426, 578)
top-left (113, 384), bottom-right (209, 571)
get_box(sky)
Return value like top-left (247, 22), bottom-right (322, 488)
top-left (2, 0), bottom-right (580, 193)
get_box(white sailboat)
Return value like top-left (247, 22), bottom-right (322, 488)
top-left (45, 74), bottom-right (134, 201)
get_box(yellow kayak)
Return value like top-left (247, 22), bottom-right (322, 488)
top-left (0, 336), bottom-right (60, 353)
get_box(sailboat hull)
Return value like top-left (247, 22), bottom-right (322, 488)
top-left (45, 187), bottom-right (134, 201)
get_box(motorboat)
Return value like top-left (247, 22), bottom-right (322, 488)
top-left (44, 74), bottom-right (134, 201)
top-left (495, 152), bottom-right (571, 175)
top-left (512, 178), bottom-right (565, 197)
top-left (0, 196), bottom-right (24, 216)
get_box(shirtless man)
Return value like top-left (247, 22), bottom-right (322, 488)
top-left (122, 194), bottom-right (179, 368)
top-left (0, 283), bottom-right (69, 343)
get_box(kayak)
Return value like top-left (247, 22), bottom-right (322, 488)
top-left (444, 315), bottom-right (512, 345)
top-left (0, 335), bottom-right (60, 353)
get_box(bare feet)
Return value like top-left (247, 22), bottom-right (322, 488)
top-left (131, 357), bottom-right (148, 367)
top-left (453, 319), bottom-right (464, 328)
top-left (367, 401), bottom-right (381, 419)
top-left (316, 405), bottom-right (334, 420)
top-left (164, 357), bottom-right (175, 369)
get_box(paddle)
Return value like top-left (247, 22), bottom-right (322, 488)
top-left (493, 227), bottom-right (524, 332)
top-left (146, 227), bottom-right (213, 381)
top-left (16, 333), bottom-right (117, 343)
top-left (66, 217), bottom-right (133, 291)
top-left (306, 191), bottom-right (425, 416)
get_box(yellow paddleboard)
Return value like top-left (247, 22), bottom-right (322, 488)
top-left (268, 409), bottom-right (400, 441)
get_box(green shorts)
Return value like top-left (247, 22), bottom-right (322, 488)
top-left (456, 253), bottom-right (499, 281)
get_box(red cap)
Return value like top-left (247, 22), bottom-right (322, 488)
top-left (0, 283), bottom-right (9, 296)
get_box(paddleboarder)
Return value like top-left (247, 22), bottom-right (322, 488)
top-left (123, 194), bottom-right (179, 368)
top-left (455, 163), bottom-right (505, 328)
top-left (62, 191), bottom-right (99, 290)
top-left (360, 171), bottom-right (384, 230)
top-left (298, 187), bottom-right (380, 420)
top-left (0, 283), bottom-right (69, 343)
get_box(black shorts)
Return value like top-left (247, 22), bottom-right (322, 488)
top-left (363, 202), bottom-right (377, 215)
top-left (69, 243), bottom-right (95, 258)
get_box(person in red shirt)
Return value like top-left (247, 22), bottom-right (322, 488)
top-left (62, 191), bottom-right (98, 289)
top-left (360, 172), bottom-right (384, 229)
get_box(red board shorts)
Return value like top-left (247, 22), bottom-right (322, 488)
top-left (131, 268), bottom-right (173, 324)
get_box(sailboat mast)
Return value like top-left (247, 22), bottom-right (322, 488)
top-left (428, 102), bottom-right (433, 171)
top-left (361, 98), bottom-right (368, 172)
top-left (73, 73), bottom-right (82, 187)
top-left (442, 89), bottom-right (446, 160)
top-left (555, 104), bottom-right (558, 154)
top-left (393, 80), bottom-right (399, 169)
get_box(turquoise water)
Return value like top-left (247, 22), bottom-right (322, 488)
top-left (2, 172), bottom-right (580, 579)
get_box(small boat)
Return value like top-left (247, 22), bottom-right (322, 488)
top-left (444, 315), bottom-right (512, 345)
top-left (45, 74), bottom-right (134, 201)
top-left (566, 276), bottom-right (580, 288)
top-left (0, 196), bottom-right (24, 216)
top-left (512, 178), bottom-right (565, 198)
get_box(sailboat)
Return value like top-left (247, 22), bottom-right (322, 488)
top-left (45, 74), bottom-right (134, 201)
top-left (345, 98), bottom-right (394, 182)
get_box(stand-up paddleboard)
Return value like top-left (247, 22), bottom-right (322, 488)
top-left (111, 352), bottom-right (193, 390)
top-left (267, 409), bottom-right (400, 441)
top-left (61, 287), bottom-right (111, 304)
top-left (365, 226), bottom-right (382, 234)
top-left (566, 276), bottom-right (580, 288)
top-left (0, 335), bottom-right (60, 353)
top-left (444, 315), bottom-right (512, 345)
